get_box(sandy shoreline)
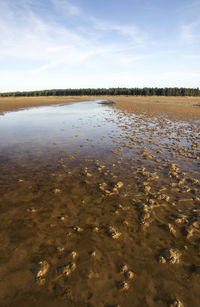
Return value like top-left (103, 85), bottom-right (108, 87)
top-left (0, 95), bottom-right (200, 119)
top-left (0, 96), bottom-right (88, 115)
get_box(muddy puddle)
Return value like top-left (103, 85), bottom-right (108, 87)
top-left (0, 99), bottom-right (200, 307)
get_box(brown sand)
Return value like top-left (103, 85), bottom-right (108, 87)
top-left (0, 96), bottom-right (88, 115)
top-left (111, 96), bottom-right (200, 120)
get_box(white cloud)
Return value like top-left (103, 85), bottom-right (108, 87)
top-left (0, 0), bottom-right (149, 77)
top-left (0, 1), bottom-right (95, 71)
top-left (1, 0), bottom-right (199, 91)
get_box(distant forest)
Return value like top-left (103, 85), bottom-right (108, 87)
top-left (0, 87), bottom-right (200, 97)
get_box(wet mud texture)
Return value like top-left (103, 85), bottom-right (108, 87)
top-left (0, 100), bottom-right (200, 307)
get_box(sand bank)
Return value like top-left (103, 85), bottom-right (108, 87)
top-left (111, 96), bottom-right (200, 120)
top-left (0, 96), bottom-right (88, 115)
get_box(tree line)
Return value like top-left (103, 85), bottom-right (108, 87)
top-left (0, 87), bottom-right (200, 97)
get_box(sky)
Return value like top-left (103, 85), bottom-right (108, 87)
top-left (0, 0), bottom-right (200, 92)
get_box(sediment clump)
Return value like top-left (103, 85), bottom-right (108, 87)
top-left (106, 226), bottom-right (121, 239)
top-left (118, 280), bottom-right (129, 291)
top-left (34, 261), bottom-right (49, 284)
top-left (168, 298), bottom-right (183, 307)
top-left (57, 262), bottom-right (76, 276)
top-left (158, 248), bottom-right (181, 264)
top-left (138, 203), bottom-right (152, 229)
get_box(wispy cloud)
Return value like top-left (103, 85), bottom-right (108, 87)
top-left (117, 54), bottom-right (151, 67)
top-left (183, 54), bottom-right (200, 59)
top-left (0, 0), bottom-right (199, 91)
top-left (91, 17), bottom-right (145, 45)
top-left (0, 0), bottom-right (95, 72)
top-left (179, 0), bottom-right (200, 12)
top-left (0, 0), bottom-right (149, 75)
top-left (180, 19), bottom-right (200, 44)
top-left (51, 0), bottom-right (81, 16)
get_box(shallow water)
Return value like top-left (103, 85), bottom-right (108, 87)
top-left (0, 100), bottom-right (200, 307)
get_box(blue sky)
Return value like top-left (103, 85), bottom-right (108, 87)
top-left (0, 0), bottom-right (200, 92)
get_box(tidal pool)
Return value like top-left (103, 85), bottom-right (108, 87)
top-left (0, 100), bottom-right (200, 307)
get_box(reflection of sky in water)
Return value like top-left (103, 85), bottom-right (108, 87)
top-left (0, 100), bottom-right (199, 161)
top-left (0, 99), bottom-right (199, 180)
top-left (0, 100), bottom-right (119, 154)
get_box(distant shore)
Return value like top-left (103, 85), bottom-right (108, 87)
top-left (0, 95), bottom-right (200, 119)
top-left (0, 96), bottom-right (87, 115)
top-left (112, 95), bottom-right (200, 120)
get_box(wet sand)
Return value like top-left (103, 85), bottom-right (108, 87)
top-left (112, 96), bottom-right (200, 120)
top-left (0, 96), bottom-right (87, 115)
top-left (0, 98), bottom-right (200, 307)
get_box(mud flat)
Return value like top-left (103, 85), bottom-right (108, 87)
top-left (0, 98), bottom-right (200, 307)
top-left (112, 95), bottom-right (200, 120)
